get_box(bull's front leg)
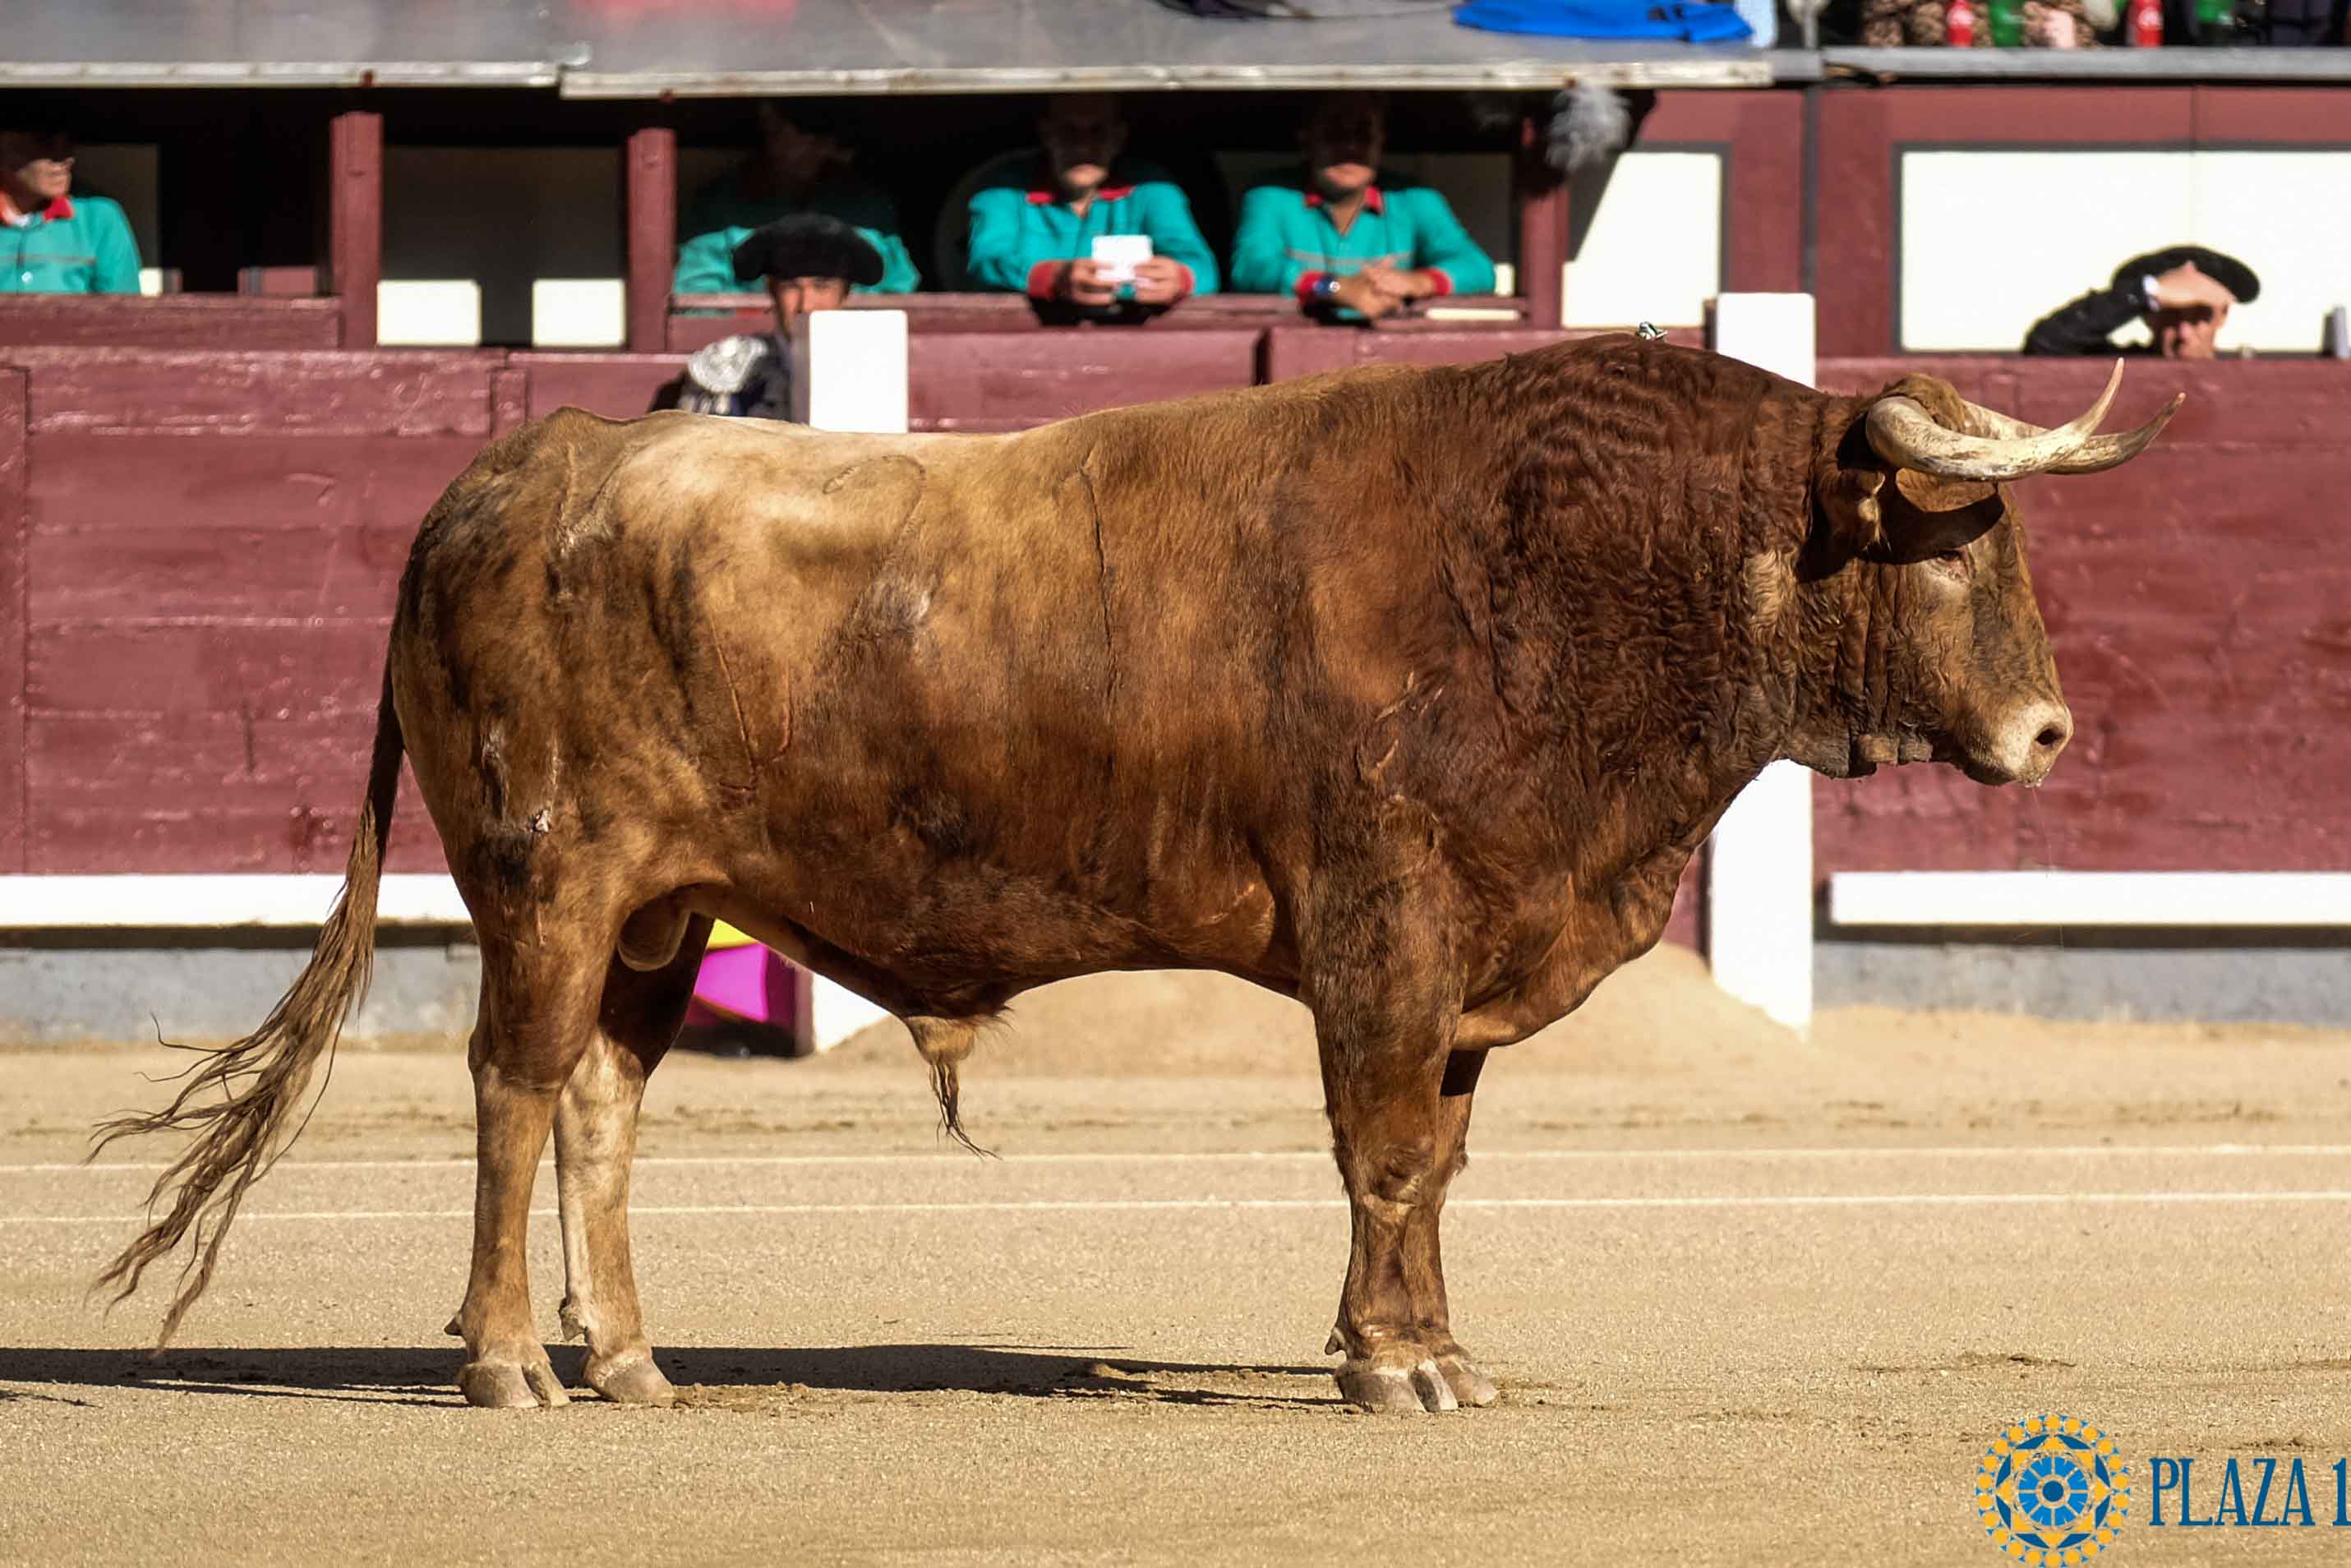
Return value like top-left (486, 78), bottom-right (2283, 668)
top-left (1308, 929), bottom-right (1495, 1414)
top-left (1398, 1048), bottom-right (1498, 1407)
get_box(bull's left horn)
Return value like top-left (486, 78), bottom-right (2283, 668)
top-left (1866, 360), bottom-right (2124, 482)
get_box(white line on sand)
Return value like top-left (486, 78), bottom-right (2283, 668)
top-left (10, 1143), bottom-right (2351, 1176)
top-left (13, 1190), bottom-right (2351, 1224)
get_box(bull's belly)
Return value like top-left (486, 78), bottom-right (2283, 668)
top-left (685, 791), bottom-right (1293, 1016)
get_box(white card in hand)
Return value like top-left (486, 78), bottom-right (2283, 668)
top-left (1091, 234), bottom-right (1153, 284)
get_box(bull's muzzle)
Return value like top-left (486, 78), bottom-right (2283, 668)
top-left (1975, 698), bottom-right (2073, 787)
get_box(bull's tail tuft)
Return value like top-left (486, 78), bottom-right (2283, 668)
top-left (90, 669), bottom-right (407, 1349)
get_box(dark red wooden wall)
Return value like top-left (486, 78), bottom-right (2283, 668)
top-left (1, 340), bottom-right (2344, 901)
top-left (4, 348), bottom-right (522, 875)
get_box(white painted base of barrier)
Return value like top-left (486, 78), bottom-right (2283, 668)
top-left (0, 873), bottom-right (886, 1055)
top-left (0, 874), bottom-right (468, 929)
top-left (810, 986), bottom-right (892, 1052)
top-left (1829, 871), bottom-right (2351, 928)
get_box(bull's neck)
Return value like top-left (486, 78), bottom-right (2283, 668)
top-left (1523, 379), bottom-right (1832, 874)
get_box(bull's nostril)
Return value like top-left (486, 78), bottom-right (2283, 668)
top-left (2035, 725), bottom-right (2067, 751)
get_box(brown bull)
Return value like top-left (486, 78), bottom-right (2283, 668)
top-left (96, 334), bottom-right (2174, 1413)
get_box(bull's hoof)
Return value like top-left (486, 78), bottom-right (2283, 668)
top-left (586, 1354), bottom-right (675, 1408)
top-left (457, 1353), bottom-right (570, 1409)
top-left (1336, 1356), bottom-right (1459, 1414)
top-left (1434, 1351), bottom-right (1500, 1409)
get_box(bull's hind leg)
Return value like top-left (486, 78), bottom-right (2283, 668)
top-left (553, 916), bottom-right (712, 1407)
top-left (1307, 907), bottom-right (1486, 1414)
top-left (454, 933), bottom-right (606, 1410)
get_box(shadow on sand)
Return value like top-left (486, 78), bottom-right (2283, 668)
top-left (0, 1342), bottom-right (1337, 1411)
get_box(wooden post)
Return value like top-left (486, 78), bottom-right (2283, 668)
top-left (0, 370), bottom-right (25, 872)
top-left (791, 307), bottom-right (908, 1051)
top-left (1703, 294), bottom-right (1818, 1032)
top-left (1515, 113), bottom-right (1570, 331)
top-left (328, 111), bottom-right (383, 350)
top-left (625, 125), bottom-right (678, 355)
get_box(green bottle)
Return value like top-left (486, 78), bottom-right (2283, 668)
top-left (2195, 0), bottom-right (2236, 39)
top-left (1987, 0), bottom-right (2026, 44)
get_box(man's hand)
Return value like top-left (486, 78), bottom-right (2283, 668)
top-left (2021, 2), bottom-right (2085, 44)
top-left (2148, 261), bottom-right (2234, 318)
top-left (1326, 273), bottom-right (1404, 319)
top-left (1129, 256), bottom-right (1190, 306)
top-left (1358, 263), bottom-right (1439, 302)
top-left (1062, 259), bottom-right (1122, 307)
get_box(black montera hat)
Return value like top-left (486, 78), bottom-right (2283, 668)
top-left (2111, 246), bottom-right (2261, 306)
top-left (731, 213), bottom-right (885, 287)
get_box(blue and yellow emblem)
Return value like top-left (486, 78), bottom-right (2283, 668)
top-left (1978, 1416), bottom-right (2131, 1565)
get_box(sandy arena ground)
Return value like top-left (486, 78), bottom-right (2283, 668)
top-left (6, 945), bottom-right (2351, 1566)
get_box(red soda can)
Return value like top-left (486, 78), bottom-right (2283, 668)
top-left (2127, 0), bottom-right (2163, 43)
top-left (1948, 0), bottom-right (1977, 43)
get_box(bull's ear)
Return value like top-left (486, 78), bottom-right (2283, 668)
top-left (1815, 466), bottom-right (1885, 556)
top-left (1816, 398), bottom-right (2004, 564)
top-left (1877, 469), bottom-right (2005, 560)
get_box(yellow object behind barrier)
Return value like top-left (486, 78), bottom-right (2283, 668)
top-left (706, 920), bottom-right (758, 952)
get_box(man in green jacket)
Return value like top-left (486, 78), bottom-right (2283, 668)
top-left (964, 94), bottom-right (1218, 311)
top-left (673, 102), bottom-right (920, 300)
top-left (1, 128), bottom-right (141, 295)
top-left (1229, 93), bottom-right (1495, 321)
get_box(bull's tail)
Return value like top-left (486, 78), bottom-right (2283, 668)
top-left (90, 665), bottom-right (407, 1349)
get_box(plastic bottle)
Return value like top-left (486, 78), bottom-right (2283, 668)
top-left (2127, 0), bottom-right (2163, 44)
top-left (1988, 0), bottom-right (2026, 43)
top-left (1948, 0), bottom-right (1977, 44)
top-left (2193, 0), bottom-right (2235, 39)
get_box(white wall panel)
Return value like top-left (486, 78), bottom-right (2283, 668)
top-left (1902, 149), bottom-right (2351, 353)
top-left (2192, 152), bottom-right (2351, 354)
top-left (1564, 151), bottom-right (1722, 329)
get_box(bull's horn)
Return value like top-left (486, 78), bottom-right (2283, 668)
top-left (1961, 388), bottom-right (2186, 476)
top-left (1865, 360), bottom-right (2124, 482)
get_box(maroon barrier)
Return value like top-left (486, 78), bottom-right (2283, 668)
top-left (0, 297), bottom-right (344, 352)
top-left (0, 342), bottom-right (2342, 912)
top-left (1, 348), bottom-right (508, 876)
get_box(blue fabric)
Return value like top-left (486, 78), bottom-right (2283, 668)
top-left (1454, 0), bottom-right (1753, 40)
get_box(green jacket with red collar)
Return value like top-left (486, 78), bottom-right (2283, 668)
top-left (1, 194), bottom-right (141, 294)
top-left (1229, 173), bottom-right (1495, 301)
top-left (964, 154), bottom-right (1219, 297)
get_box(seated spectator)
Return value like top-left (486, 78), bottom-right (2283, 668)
top-left (1229, 92), bottom-right (1496, 321)
top-left (2259, 0), bottom-right (2342, 42)
top-left (2024, 246), bottom-right (2258, 359)
top-left (673, 102), bottom-right (919, 300)
top-left (657, 215), bottom-right (883, 420)
top-left (1, 127), bottom-right (140, 295)
top-left (963, 94), bottom-right (1218, 312)
top-left (1860, 0), bottom-right (2101, 45)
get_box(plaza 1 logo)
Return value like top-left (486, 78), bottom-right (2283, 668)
top-left (1976, 1416), bottom-right (2131, 1565)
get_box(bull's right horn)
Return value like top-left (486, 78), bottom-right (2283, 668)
top-left (1866, 360), bottom-right (2124, 482)
top-left (1960, 390), bottom-right (2187, 476)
